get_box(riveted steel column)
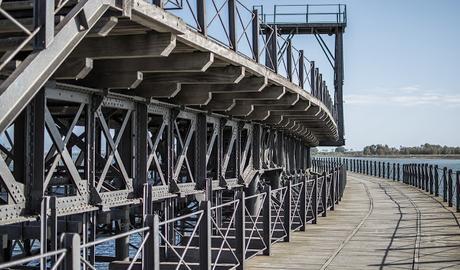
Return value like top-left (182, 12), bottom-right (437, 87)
top-left (34, 0), bottom-right (54, 49)
top-left (196, 114), bottom-right (208, 192)
top-left (25, 89), bottom-right (45, 214)
top-left (135, 103), bottom-right (148, 197)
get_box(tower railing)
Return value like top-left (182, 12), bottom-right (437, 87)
top-left (259, 4), bottom-right (347, 25)
top-left (154, 0), bottom-right (338, 121)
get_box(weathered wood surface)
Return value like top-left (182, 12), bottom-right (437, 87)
top-left (247, 172), bottom-right (460, 269)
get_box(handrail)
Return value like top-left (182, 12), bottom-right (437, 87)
top-left (0, 164), bottom-right (347, 268)
top-left (260, 4), bottom-right (347, 25)
top-left (314, 157), bottom-right (460, 213)
top-left (81, 227), bottom-right (149, 248)
top-left (0, 248), bottom-right (67, 269)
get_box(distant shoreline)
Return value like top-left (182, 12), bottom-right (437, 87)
top-left (313, 154), bottom-right (460, 160)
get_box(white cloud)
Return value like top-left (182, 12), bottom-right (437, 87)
top-left (345, 86), bottom-right (460, 107)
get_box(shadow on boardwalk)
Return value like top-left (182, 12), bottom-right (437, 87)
top-left (246, 173), bottom-right (460, 270)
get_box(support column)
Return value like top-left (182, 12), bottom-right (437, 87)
top-left (334, 31), bottom-right (345, 144)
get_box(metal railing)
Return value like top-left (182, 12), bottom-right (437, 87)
top-left (154, 0), bottom-right (338, 120)
top-left (0, 248), bottom-right (67, 270)
top-left (259, 4), bottom-right (347, 25)
top-left (244, 192), bottom-right (267, 259)
top-left (315, 157), bottom-right (460, 213)
top-left (0, 166), bottom-right (346, 269)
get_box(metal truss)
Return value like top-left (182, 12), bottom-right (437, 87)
top-left (0, 0), bottom-right (347, 268)
top-left (0, 82), bottom-right (346, 269)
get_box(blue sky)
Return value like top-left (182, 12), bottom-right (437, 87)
top-left (239, 0), bottom-right (460, 150)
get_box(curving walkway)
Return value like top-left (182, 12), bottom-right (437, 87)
top-left (246, 172), bottom-right (460, 270)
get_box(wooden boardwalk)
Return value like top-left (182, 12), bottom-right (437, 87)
top-left (246, 172), bottom-right (460, 270)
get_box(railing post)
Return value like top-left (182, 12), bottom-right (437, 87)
top-left (418, 164), bottom-right (423, 188)
top-left (448, 169), bottom-right (453, 207)
top-left (397, 164), bottom-right (400, 181)
top-left (322, 172), bottom-right (327, 217)
top-left (435, 165), bottom-right (439, 196)
top-left (299, 50), bottom-right (305, 89)
top-left (421, 164), bottom-right (425, 190)
top-left (411, 164), bottom-right (414, 184)
top-left (378, 162), bottom-right (381, 178)
top-left (262, 185), bottom-right (272, 255)
top-left (429, 165), bottom-right (434, 194)
top-left (456, 171), bottom-right (460, 212)
top-left (199, 201), bottom-right (211, 270)
top-left (443, 167), bottom-right (448, 202)
top-left (284, 181), bottom-right (292, 242)
top-left (152, 0), bottom-right (164, 8)
top-left (387, 162), bottom-right (390, 179)
top-left (252, 9), bottom-right (259, 62)
top-left (310, 61), bottom-right (316, 95)
top-left (331, 171), bottom-right (336, 210)
top-left (143, 214), bottom-right (160, 270)
top-left (40, 196), bottom-right (49, 268)
top-left (392, 163), bottom-right (396, 181)
top-left (265, 25), bottom-right (278, 71)
top-left (312, 175), bottom-right (318, 224)
top-left (424, 164), bottom-right (429, 191)
top-left (59, 233), bottom-right (80, 270)
top-left (197, 0), bottom-right (207, 35)
top-left (235, 190), bottom-right (245, 269)
top-left (287, 39), bottom-right (293, 82)
top-left (228, 0), bottom-right (236, 51)
top-left (300, 175), bottom-right (307, 231)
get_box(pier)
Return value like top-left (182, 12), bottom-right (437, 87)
top-left (247, 171), bottom-right (460, 269)
top-left (0, 0), bottom-right (458, 269)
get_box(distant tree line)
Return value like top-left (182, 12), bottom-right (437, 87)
top-left (361, 144), bottom-right (460, 155)
top-left (311, 144), bottom-right (460, 157)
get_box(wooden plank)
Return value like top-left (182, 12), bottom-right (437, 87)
top-left (246, 173), bottom-right (460, 270)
